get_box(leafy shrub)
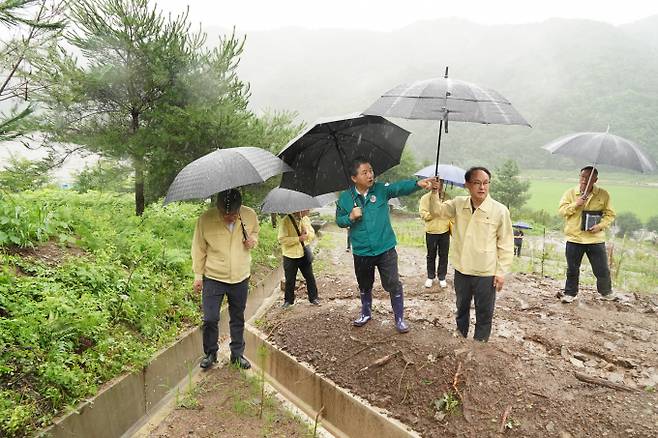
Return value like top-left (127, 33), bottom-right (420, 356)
top-left (0, 189), bottom-right (279, 436)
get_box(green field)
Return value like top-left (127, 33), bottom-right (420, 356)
top-left (521, 170), bottom-right (658, 222)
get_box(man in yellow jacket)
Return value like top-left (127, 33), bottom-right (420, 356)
top-left (192, 189), bottom-right (260, 369)
top-left (278, 210), bottom-right (319, 307)
top-left (419, 189), bottom-right (452, 289)
top-left (558, 166), bottom-right (617, 303)
top-left (434, 167), bottom-right (513, 342)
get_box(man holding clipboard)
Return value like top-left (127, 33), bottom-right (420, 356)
top-left (558, 166), bottom-right (617, 303)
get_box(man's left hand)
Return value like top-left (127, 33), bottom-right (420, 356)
top-left (493, 275), bottom-right (505, 292)
top-left (588, 224), bottom-right (603, 233)
top-left (243, 237), bottom-right (256, 249)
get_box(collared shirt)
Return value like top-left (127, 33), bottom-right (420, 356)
top-left (191, 206), bottom-right (260, 284)
top-left (278, 214), bottom-right (315, 259)
top-left (336, 179), bottom-right (420, 256)
top-left (558, 185), bottom-right (615, 244)
top-left (430, 194), bottom-right (513, 276)
top-left (419, 191), bottom-right (452, 234)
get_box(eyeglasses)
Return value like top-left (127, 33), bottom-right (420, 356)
top-left (469, 180), bottom-right (490, 187)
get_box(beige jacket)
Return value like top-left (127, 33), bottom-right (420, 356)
top-left (191, 206), bottom-right (260, 283)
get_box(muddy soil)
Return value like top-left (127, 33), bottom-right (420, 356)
top-left (148, 361), bottom-right (313, 438)
top-left (262, 223), bottom-right (658, 437)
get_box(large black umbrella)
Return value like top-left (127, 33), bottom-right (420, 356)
top-left (542, 130), bottom-right (657, 173)
top-left (260, 187), bottom-right (337, 214)
top-left (278, 113), bottom-right (410, 196)
top-left (363, 67), bottom-right (530, 177)
top-left (164, 147), bottom-right (291, 205)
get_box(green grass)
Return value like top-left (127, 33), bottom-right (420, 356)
top-left (521, 170), bottom-right (658, 222)
top-left (0, 189), bottom-right (281, 437)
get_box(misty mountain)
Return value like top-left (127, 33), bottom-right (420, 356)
top-left (206, 17), bottom-right (658, 172)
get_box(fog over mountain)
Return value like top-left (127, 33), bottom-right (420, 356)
top-left (206, 16), bottom-right (658, 171)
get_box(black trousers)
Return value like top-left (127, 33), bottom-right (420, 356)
top-left (564, 241), bottom-right (612, 297)
top-left (353, 248), bottom-right (404, 320)
top-left (454, 270), bottom-right (496, 342)
top-left (202, 277), bottom-right (249, 359)
top-left (426, 231), bottom-right (450, 280)
top-left (514, 242), bottom-right (522, 257)
top-left (283, 255), bottom-right (318, 304)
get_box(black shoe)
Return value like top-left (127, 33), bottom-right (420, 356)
top-left (353, 314), bottom-right (371, 327)
top-left (200, 352), bottom-right (217, 369)
top-left (230, 355), bottom-right (251, 369)
top-left (281, 301), bottom-right (293, 309)
top-left (310, 299), bottom-right (320, 305)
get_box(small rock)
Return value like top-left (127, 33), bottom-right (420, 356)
top-left (546, 421), bottom-right (555, 432)
top-left (603, 341), bottom-right (617, 351)
top-left (560, 432), bottom-right (573, 438)
top-left (585, 360), bottom-right (598, 368)
top-left (570, 358), bottom-right (585, 368)
top-left (572, 351), bottom-right (588, 361)
top-left (616, 357), bottom-right (638, 368)
top-left (604, 363), bottom-right (616, 372)
top-left (560, 346), bottom-right (571, 360)
top-left (607, 372), bottom-right (624, 383)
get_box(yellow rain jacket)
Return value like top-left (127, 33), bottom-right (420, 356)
top-left (429, 195), bottom-right (514, 277)
top-left (419, 192), bottom-right (452, 234)
top-left (558, 185), bottom-right (615, 244)
top-left (278, 215), bottom-right (315, 259)
top-left (192, 206), bottom-right (260, 284)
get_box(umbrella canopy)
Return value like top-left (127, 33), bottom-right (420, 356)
top-left (260, 187), bottom-right (337, 214)
top-left (164, 147), bottom-right (292, 204)
top-left (363, 67), bottom-right (530, 179)
top-left (415, 164), bottom-right (466, 187)
top-left (278, 113), bottom-right (410, 196)
top-left (513, 221), bottom-right (533, 230)
top-left (363, 76), bottom-right (530, 126)
top-left (542, 131), bottom-right (657, 173)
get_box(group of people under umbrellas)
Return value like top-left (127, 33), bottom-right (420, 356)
top-left (164, 70), bottom-right (657, 370)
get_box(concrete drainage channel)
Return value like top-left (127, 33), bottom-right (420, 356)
top-left (41, 266), bottom-right (418, 438)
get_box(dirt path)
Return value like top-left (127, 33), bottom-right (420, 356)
top-left (263, 223), bottom-right (658, 437)
top-left (147, 360), bottom-right (315, 438)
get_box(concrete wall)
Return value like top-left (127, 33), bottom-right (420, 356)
top-left (244, 329), bottom-right (418, 438)
top-left (40, 267), bottom-right (282, 438)
top-left (40, 264), bottom-right (418, 438)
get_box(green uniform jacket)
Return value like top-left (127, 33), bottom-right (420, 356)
top-left (335, 179), bottom-right (420, 256)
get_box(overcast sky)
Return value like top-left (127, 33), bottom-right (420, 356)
top-left (155, 0), bottom-right (658, 31)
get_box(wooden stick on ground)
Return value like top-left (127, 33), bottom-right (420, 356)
top-left (499, 405), bottom-right (512, 433)
top-left (343, 335), bottom-right (393, 362)
top-left (574, 372), bottom-right (636, 392)
top-left (397, 361), bottom-right (410, 394)
top-left (358, 350), bottom-right (400, 373)
top-left (452, 361), bottom-right (464, 401)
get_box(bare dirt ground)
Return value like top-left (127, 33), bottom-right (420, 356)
top-left (148, 360), bottom-right (314, 438)
top-left (262, 223), bottom-right (658, 437)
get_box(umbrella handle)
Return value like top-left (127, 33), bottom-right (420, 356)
top-left (238, 214), bottom-right (248, 241)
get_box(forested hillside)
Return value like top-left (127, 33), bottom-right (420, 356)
top-left (206, 16), bottom-right (658, 170)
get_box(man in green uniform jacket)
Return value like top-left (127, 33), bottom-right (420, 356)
top-left (336, 156), bottom-right (435, 333)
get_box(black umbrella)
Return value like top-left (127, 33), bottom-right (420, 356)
top-left (164, 147), bottom-right (292, 205)
top-left (513, 221), bottom-right (533, 230)
top-left (278, 113), bottom-right (410, 196)
top-left (260, 187), bottom-right (337, 214)
top-left (542, 130), bottom-right (657, 173)
top-left (363, 67), bottom-right (530, 177)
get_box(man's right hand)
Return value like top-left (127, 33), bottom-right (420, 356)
top-left (350, 206), bottom-right (363, 221)
top-left (193, 279), bottom-right (203, 293)
top-left (575, 196), bottom-right (586, 207)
